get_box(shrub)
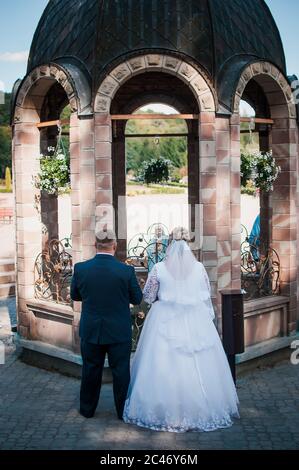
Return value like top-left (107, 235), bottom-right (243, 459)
top-left (5, 167), bottom-right (12, 192)
top-left (140, 158), bottom-right (171, 185)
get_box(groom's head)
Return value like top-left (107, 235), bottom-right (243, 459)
top-left (95, 228), bottom-right (117, 254)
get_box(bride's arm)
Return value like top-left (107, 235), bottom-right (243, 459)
top-left (200, 263), bottom-right (215, 320)
top-left (143, 265), bottom-right (159, 304)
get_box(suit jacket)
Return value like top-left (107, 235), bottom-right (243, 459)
top-left (71, 254), bottom-right (143, 344)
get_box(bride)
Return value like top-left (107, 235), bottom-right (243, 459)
top-left (123, 227), bottom-right (239, 432)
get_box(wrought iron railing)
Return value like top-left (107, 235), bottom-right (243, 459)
top-left (126, 223), bottom-right (170, 271)
top-left (241, 224), bottom-right (280, 301)
top-left (34, 238), bottom-right (72, 305)
top-left (33, 226), bottom-right (169, 351)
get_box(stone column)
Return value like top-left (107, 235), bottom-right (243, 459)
top-left (214, 116), bottom-right (232, 332)
top-left (230, 113), bottom-right (242, 292)
top-left (199, 112), bottom-right (218, 316)
top-left (271, 117), bottom-right (298, 335)
top-left (13, 122), bottom-right (42, 339)
top-left (70, 113), bottom-right (96, 352)
top-left (94, 113), bottom-right (114, 233)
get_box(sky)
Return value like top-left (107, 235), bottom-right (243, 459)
top-left (0, 0), bottom-right (298, 94)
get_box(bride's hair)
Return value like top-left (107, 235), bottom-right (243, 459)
top-left (169, 226), bottom-right (190, 244)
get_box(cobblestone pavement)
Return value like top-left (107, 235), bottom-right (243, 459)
top-left (0, 343), bottom-right (299, 451)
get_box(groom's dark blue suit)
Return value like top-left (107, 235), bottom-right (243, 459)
top-left (71, 254), bottom-right (142, 418)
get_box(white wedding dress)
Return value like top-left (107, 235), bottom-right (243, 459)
top-left (123, 240), bottom-right (239, 433)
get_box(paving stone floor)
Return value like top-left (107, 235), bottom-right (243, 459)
top-left (0, 342), bottom-right (299, 450)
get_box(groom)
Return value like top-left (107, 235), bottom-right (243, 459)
top-left (71, 229), bottom-right (143, 419)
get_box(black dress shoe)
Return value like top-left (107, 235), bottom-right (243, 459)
top-left (79, 410), bottom-right (94, 418)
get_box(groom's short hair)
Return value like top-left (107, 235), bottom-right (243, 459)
top-left (95, 228), bottom-right (117, 250)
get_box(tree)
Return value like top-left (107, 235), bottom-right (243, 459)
top-left (0, 93), bottom-right (12, 178)
top-left (140, 158), bottom-right (171, 185)
top-left (0, 93), bottom-right (11, 126)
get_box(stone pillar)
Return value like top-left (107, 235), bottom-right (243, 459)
top-left (271, 117), bottom-right (298, 335)
top-left (94, 113), bottom-right (114, 232)
top-left (199, 112), bottom-right (217, 315)
top-left (214, 116), bottom-right (232, 331)
top-left (230, 113), bottom-right (242, 292)
top-left (13, 122), bottom-right (42, 339)
top-left (70, 113), bottom-right (96, 351)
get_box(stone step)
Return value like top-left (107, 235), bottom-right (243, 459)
top-left (0, 259), bottom-right (15, 273)
top-left (0, 283), bottom-right (16, 298)
top-left (0, 271), bottom-right (16, 284)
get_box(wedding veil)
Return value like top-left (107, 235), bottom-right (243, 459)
top-left (164, 239), bottom-right (197, 281)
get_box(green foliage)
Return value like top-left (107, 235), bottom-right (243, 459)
top-left (140, 158), bottom-right (171, 185)
top-left (241, 180), bottom-right (256, 196)
top-left (0, 93), bottom-right (11, 126)
top-left (240, 152), bottom-right (254, 187)
top-left (5, 167), bottom-right (12, 191)
top-left (0, 94), bottom-right (13, 177)
top-left (60, 105), bottom-right (71, 160)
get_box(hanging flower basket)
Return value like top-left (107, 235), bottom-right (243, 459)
top-left (33, 143), bottom-right (70, 196)
top-left (241, 151), bottom-right (281, 194)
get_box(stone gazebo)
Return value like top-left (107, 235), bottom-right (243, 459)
top-left (11, 0), bottom-right (299, 368)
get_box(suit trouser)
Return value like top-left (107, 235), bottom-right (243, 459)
top-left (80, 340), bottom-right (131, 418)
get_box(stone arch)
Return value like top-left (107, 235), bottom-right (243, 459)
top-left (233, 61), bottom-right (295, 117)
top-left (94, 54), bottom-right (216, 114)
top-left (11, 63), bottom-right (94, 343)
top-left (12, 63), bottom-right (81, 125)
top-left (93, 53), bottom-right (219, 312)
top-left (233, 61), bottom-right (298, 336)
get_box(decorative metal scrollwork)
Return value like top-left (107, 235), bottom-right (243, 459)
top-left (34, 238), bottom-right (73, 305)
top-left (126, 223), bottom-right (170, 271)
top-left (126, 223), bottom-right (170, 350)
top-left (241, 225), bottom-right (280, 301)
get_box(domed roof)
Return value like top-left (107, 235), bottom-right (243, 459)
top-left (27, 0), bottom-right (286, 109)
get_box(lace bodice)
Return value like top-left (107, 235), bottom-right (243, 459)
top-left (143, 261), bottom-right (215, 318)
top-left (143, 264), bottom-right (159, 304)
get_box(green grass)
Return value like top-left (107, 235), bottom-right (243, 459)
top-left (149, 187), bottom-right (185, 195)
top-left (0, 188), bottom-right (12, 193)
top-left (127, 180), bottom-right (187, 188)
top-left (127, 186), bottom-right (185, 196)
